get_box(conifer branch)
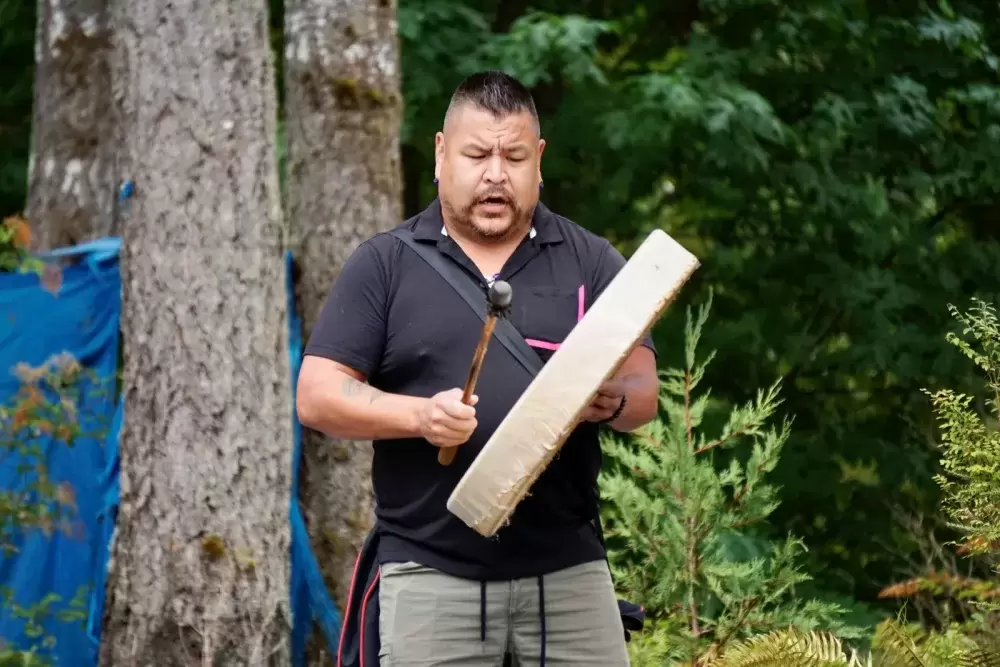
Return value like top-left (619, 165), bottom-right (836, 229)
top-left (685, 368), bottom-right (694, 451)
top-left (599, 294), bottom-right (858, 664)
top-left (693, 427), bottom-right (750, 455)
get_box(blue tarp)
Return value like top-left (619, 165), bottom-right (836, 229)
top-left (286, 249), bottom-right (344, 664)
top-left (0, 238), bottom-right (342, 665)
top-left (0, 238), bottom-right (121, 664)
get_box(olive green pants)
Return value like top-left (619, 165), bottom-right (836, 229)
top-left (377, 559), bottom-right (630, 666)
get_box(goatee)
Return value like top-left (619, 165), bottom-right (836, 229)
top-left (442, 197), bottom-right (535, 245)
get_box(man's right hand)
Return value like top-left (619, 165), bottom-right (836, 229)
top-left (418, 388), bottom-right (478, 449)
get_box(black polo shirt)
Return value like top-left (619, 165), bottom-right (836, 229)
top-left (303, 197), bottom-right (656, 581)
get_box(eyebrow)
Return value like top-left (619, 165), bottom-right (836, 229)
top-left (463, 142), bottom-right (529, 153)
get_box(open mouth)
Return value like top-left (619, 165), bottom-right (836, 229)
top-left (479, 196), bottom-right (508, 207)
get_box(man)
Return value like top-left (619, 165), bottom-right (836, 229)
top-left (296, 71), bottom-right (658, 666)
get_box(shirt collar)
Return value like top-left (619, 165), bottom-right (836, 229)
top-left (442, 225), bottom-right (536, 239)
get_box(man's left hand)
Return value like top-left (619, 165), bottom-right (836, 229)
top-left (580, 378), bottom-right (626, 423)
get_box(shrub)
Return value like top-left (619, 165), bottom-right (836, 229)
top-left (1, 215), bottom-right (32, 273)
top-left (695, 297), bottom-right (1000, 666)
top-left (600, 293), bottom-right (863, 665)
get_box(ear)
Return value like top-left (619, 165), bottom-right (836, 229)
top-left (434, 132), bottom-right (445, 181)
top-left (537, 138), bottom-right (546, 180)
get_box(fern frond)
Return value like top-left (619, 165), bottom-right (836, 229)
top-left (957, 636), bottom-right (1000, 667)
top-left (845, 648), bottom-right (873, 667)
top-left (706, 627), bottom-right (847, 667)
top-left (871, 619), bottom-right (927, 667)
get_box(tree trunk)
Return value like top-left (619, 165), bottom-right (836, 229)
top-left (26, 0), bottom-right (116, 250)
top-left (283, 0), bottom-right (402, 652)
top-left (99, 1), bottom-right (293, 665)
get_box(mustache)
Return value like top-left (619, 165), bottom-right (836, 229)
top-left (474, 189), bottom-right (513, 203)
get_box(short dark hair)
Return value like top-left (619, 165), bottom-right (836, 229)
top-left (445, 70), bottom-right (539, 133)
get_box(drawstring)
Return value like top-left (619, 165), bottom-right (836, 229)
top-left (538, 575), bottom-right (546, 667)
top-left (480, 580), bottom-right (487, 642)
top-left (479, 576), bottom-right (547, 667)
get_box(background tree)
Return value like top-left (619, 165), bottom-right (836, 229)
top-left (24, 0), bottom-right (116, 250)
top-left (281, 0), bottom-right (403, 644)
top-left (98, 0), bottom-right (294, 663)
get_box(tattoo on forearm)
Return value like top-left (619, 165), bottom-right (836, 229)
top-left (341, 377), bottom-right (362, 397)
top-left (340, 376), bottom-right (385, 404)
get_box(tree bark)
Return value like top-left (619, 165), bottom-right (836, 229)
top-left (99, 1), bottom-right (293, 665)
top-left (26, 0), bottom-right (116, 250)
top-left (283, 0), bottom-right (402, 653)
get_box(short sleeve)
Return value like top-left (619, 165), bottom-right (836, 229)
top-left (303, 239), bottom-right (389, 377)
top-left (591, 240), bottom-right (658, 356)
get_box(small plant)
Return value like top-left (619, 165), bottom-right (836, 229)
top-left (924, 298), bottom-right (1000, 567)
top-left (0, 215), bottom-right (40, 275)
top-left (600, 293), bottom-right (862, 666)
top-left (0, 353), bottom-right (109, 660)
top-left (0, 354), bottom-right (91, 552)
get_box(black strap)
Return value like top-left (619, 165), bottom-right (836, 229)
top-left (390, 228), bottom-right (545, 378)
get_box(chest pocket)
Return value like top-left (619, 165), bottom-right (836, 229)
top-left (513, 285), bottom-right (586, 362)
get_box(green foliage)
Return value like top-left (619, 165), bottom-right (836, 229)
top-left (597, 0), bottom-right (1000, 601)
top-left (0, 215), bottom-right (34, 274)
top-left (926, 298), bottom-right (1000, 560)
top-left (601, 294), bottom-right (863, 665)
top-left (0, 585), bottom-right (89, 666)
top-left (0, 0), bottom-right (34, 217)
top-left (837, 297), bottom-right (1000, 667)
top-left (0, 356), bottom-right (86, 551)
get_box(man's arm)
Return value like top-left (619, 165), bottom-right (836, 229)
top-left (297, 357), bottom-right (479, 446)
top-left (296, 356), bottom-right (425, 441)
top-left (581, 344), bottom-right (659, 431)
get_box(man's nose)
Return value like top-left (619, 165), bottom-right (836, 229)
top-left (483, 155), bottom-right (507, 183)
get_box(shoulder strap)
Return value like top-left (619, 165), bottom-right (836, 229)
top-left (389, 228), bottom-right (544, 378)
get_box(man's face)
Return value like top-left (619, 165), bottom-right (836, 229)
top-left (434, 104), bottom-right (545, 243)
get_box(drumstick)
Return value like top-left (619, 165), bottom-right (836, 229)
top-left (438, 279), bottom-right (513, 465)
